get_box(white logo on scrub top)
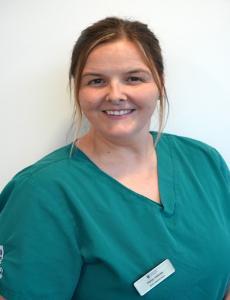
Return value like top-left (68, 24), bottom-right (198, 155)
top-left (0, 245), bottom-right (4, 279)
top-left (0, 245), bottom-right (4, 261)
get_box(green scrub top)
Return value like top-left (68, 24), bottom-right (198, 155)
top-left (0, 132), bottom-right (229, 299)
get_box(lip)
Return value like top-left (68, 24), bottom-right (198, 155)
top-left (102, 109), bottom-right (136, 111)
top-left (102, 109), bottom-right (136, 119)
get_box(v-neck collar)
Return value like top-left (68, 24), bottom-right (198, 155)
top-left (72, 131), bottom-right (176, 216)
top-left (154, 132), bottom-right (176, 216)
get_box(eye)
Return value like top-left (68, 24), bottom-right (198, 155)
top-left (127, 76), bottom-right (143, 84)
top-left (88, 78), bottom-right (105, 86)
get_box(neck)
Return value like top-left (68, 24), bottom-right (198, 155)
top-left (77, 128), bottom-right (156, 166)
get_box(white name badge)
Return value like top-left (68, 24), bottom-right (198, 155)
top-left (133, 259), bottom-right (175, 296)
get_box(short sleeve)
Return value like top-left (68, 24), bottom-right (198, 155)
top-left (0, 176), bottom-right (83, 299)
top-left (209, 147), bottom-right (230, 188)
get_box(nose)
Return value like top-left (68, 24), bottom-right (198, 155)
top-left (106, 80), bottom-right (127, 103)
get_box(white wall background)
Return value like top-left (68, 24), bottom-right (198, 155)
top-left (0, 0), bottom-right (229, 190)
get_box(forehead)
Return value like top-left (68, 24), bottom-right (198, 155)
top-left (83, 39), bottom-right (150, 72)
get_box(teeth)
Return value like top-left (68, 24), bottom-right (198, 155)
top-left (105, 110), bottom-right (133, 116)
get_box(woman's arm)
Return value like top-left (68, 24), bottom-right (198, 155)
top-left (0, 178), bottom-right (83, 299)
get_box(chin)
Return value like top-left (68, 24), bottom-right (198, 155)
top-left (100, 127), bottom-right (147, 140)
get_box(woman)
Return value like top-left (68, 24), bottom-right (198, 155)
top-left (0, 17), bottom-right (229, 300)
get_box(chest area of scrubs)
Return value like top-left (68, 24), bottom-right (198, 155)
top-left (69, 135), bottom-right (230, 299)
top-left (69, 169), bottom-right (230, 300)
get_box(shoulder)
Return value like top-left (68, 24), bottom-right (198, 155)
top-left (156, 131), bottom-right (215, 153)
top-left (12, 143), bottom-right (75, 181)
top-left (0, 143), bottom-right (79, 211)
top-left (155, 131), bottom-right (224, 160)
top-left (153, 131), bottom-right (229, 184)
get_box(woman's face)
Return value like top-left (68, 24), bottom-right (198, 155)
top-left (78, 39), bottom-right (160, 141)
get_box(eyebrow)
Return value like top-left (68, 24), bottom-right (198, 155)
top-left (81, 68), bottom-right (151, 78)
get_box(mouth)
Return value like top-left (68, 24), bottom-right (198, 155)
top-left (102, 109), bottom-right (136, 116)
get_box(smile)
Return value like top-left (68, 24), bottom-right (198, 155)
top-left (103, 109), bottom-right (135, 116)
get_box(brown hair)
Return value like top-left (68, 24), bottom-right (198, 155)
top-left (68, 16), bottom-right (169, 150)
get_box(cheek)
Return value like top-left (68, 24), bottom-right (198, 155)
top-left (78, 90), bottom-right (99, 111)
top-left (133, 86), bottom-right (159, 107)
